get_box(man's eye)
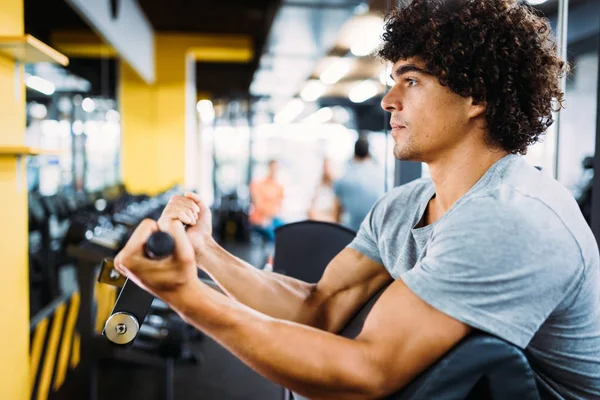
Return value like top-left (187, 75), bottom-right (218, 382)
top-left (406, 77), bottom-right (418, 86)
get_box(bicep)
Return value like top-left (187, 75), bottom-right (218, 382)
top-left (314, 248), bottom-right (392, 333)
top-left (356, 278), bottom-right (471, 396)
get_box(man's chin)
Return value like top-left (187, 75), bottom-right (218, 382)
top-left (393, 147), bottom-right (418, 161)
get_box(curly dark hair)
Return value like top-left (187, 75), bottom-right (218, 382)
top-left (379, 0), bottom-right (567, 155)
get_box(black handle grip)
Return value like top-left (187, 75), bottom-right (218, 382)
top-left (144, 230), bottom-right (175, 259)
top-left (103, 230), bottom-right (175, 345)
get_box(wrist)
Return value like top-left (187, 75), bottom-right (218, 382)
top-left (161, 279), bottom-right (206, 317)
top-left (195, 234), bottom-right (222, 267)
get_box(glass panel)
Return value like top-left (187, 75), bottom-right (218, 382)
top-left (557, 0), bottom-right (599, 200)
top-left (523, 0), bottom-right (599, 198)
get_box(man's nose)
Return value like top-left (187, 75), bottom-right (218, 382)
top-left (381, 87), bottom-right (402, 112)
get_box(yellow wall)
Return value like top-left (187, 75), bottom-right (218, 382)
top-left (0, 0), bottom-right (30, 399)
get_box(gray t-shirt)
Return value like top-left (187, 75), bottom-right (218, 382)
top-left (349, 154), bottom-right (600, 399)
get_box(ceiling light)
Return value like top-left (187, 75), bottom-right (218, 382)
top-left (342, 15), bottom-right (384, 57)
top-left (24, 74), bottom-right (55, 96)
top-left (526, 0), bottom-right (548, 4)
top-left (350, 19), bottom-right (383, 57)
top-left (379, 69), bottom-right (395, 87)
top-left (72, 120), bottom-right (84, 135)
top-left (349, 80), bottom-right (378, 103)
top-left (351, 40), bottom-right (380, 57)
top-left (197, 99), bottom-right (215, 123)
top-left (300, 80), bottom-right (326, 102)
top-left (106, 110), bottom-right (120, 123)
top-left (82, 98), bottom-right (95, 113)
top-left (320, 58), bottom-right (351, 85)
top-left (274, 99), bottom-right (305, 124)
top-left (303, 107), bottom-right (334, 124)
top-left (29, 103), bottom-right (48, 119)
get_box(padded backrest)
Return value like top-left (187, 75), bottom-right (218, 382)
top-left (390, 333), bottom-right (540, 400)
top-left (273, 221), bottom-right (356, 283)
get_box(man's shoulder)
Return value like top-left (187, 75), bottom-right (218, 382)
top-left (444, 180), bottom-right (590, 262)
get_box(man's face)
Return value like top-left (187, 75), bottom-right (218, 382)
top-left (381, 58), bottom-right (482, 162)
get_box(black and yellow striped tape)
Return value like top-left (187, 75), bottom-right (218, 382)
top-left (29, 291), bottom-right (80, 400)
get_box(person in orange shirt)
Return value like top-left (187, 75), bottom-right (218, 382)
top-left (249, 160), bottom-right (285, 241)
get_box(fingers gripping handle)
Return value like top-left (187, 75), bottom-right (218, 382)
top-left (144, 231), bottom-right (175, 259)
top-left (103, 231), bottom-right (174, 345)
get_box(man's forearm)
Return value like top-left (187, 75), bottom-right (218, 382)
top-left (196, 238), bottom-right (325, 327)
top-left (169, 281), bottom-right (386, 400)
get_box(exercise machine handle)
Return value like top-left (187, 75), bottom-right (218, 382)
top-left (103, 230), bottom-right (174, 345)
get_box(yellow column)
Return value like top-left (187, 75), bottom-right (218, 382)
top-left (119, 61), bottom-right (161, 194)
top-left (119, 33), bottom-right (252, 195)
top-left (120, 35), bottom-right (188, 195)
top-left (0, 0), bottom-right (29, 399)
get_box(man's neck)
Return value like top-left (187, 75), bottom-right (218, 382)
top-left (427, 147), bottom-right (509, 215)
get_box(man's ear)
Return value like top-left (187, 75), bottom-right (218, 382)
top-left (467, 100), bottom-right (487, 119)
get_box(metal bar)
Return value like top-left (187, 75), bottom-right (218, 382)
top-left (164, 357), bottom-right (174, 400)
top-left (553, 0), bottom-right (570, 179)
top-left (384, 0), bottom-right (391, 192)
top-left (212, 110), bottom-right (219, 201)
top-left (14, 61), bottom-right (21, 100)
top-left (247, 96), bottom-right (254, 186)
top-left (591, 24), bottom-right (600, 246)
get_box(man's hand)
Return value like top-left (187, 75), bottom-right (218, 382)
top-left (113, 218), bottom-right (199, 305)
top-left (158, 192), bottom-right (213, 257)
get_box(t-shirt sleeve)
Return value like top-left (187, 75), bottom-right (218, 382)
top-left (401, 195), bottom-right (584, 348)
top-left (347, 198), bottom-right (384, 264)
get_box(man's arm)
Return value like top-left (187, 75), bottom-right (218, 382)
top-left (170, 275), bottom-right (471, 400)
top-left (197, 239), bottom-right (392, 332)
top-left (114, 218), bottom-right (469, 400)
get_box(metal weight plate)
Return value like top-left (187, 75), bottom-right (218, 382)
top-left (104, 312), bottom-right (140, 345)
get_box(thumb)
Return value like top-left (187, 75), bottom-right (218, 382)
top-left (163, 219), bottom-right (195, 262)
top-left (115, 219), bottom-right (159, 269)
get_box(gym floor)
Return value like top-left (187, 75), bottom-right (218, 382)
top-left (97, 334), bottom-right (283, 400)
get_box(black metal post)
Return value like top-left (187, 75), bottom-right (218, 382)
top-left (394, 160), bottom-right (422, 187)
top-left (590, 25), bottom-right (600, 246)
top-left (75, 258), bottom-right (98, 400)
top-left (247, 96), bottom-right (254, 187)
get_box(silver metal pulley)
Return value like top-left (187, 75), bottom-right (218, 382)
top-left (104, 312), bottom-right (140, 345)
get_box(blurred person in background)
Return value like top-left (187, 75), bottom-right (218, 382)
top-left (308, 158), bottom-right (341, 223)
top-left (249, 160), bottom-right (285, 241)
top-left (334, 137), bottom-right (385, 231)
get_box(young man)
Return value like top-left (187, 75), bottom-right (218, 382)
top-left (114, 1), bottom-right (600, 398)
